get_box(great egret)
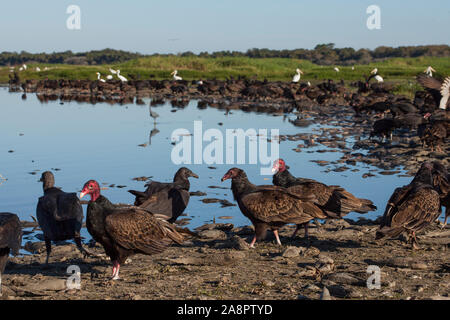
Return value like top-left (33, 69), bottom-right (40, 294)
top-left (22, 64), bottom-right (27, 70)
top-left (36, 67), bottom-right (41, 72)
top-left (424, 66), bottom-right (436, 77)
top-left (106, 75), bottom-right (113, 80)
top-left (374, 75), bottom-right (384, 83)
top-left (292, 68), bottom-right (303, 83)
top-left (96, 72), bottom-right (106, 83)
top-left (171, 70), bottom-right (182, 81)
top-left (109, 68), bottom-right (117, 75)
top-left (117, 70), bottom-right (128, 82)
top-left (334, 67), bottom-right (340, 72)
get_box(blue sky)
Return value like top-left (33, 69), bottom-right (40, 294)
top-left (1, 0), bottom-right (449, 53)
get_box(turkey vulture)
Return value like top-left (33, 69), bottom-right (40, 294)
top-left (370, 118), bottom-right (397, 141)
top-left (80, 180), bottom-right (188, 279)
top-left (0, 213), bottom-right (22, 274)
top-left (417, 74), bottom-right (450, 110)
top-left (272, 159), bottom-right (376, 237)
top-left (221, 168), bottom-right (326, 247)
top-left (376, 162), bottom-right (443, 249)
top-left (418, 120), bottom-right (447, 152)
top-left (36, 171), bottom-right (90, 264)
top-left (128, 167), bottom-right (198, 223)
top-left (430, 161), bottom-right (450, 227)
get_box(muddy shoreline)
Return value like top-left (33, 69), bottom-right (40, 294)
top-left (2, 219), bottom-right (449, 300)
top-left (2, 79), bottom-right (449, 300)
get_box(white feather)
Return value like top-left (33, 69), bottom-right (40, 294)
top-left (439, 77), bottom-right (450, 110)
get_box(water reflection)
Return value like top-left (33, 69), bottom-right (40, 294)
top-left (0, 88), bottom-right (420, 241)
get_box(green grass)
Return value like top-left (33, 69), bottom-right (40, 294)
top-left (2, 56), bottom-right (449, 95)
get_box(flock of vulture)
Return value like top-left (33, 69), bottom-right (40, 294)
top-left (0, 157), bottom-right (448, 280)
top-left (0, 71), bottom-right (449, 281)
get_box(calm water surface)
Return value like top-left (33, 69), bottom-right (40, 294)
top-left (1, 88), bottom-right (436, 242)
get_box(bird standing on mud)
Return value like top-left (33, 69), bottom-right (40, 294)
top-left (292, 68), bottom-right (303, 83)
top-left (221, 168), bottom-right (326, 247)
top-left (375, 162), bottom-right (444, 249)
top-left (80, 180), bottom-right (190, 280)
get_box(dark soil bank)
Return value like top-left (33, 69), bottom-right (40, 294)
top-left (2, 220), bottom-right (449, 300)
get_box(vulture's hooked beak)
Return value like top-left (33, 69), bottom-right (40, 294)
top-left (190, 172), bottom-right (199, 179)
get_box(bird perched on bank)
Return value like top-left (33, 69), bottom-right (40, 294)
top-left (272, 159), bottom-right (376, 237)
top-left (376, 162), bottom-right (444, 249)
top-left (334, 67), bottom-right (340, 73)
top-left (292, 68), bottom-right (304, 83)
top-left (106, 75), bottom-right (113, 80)
top-left (221, 168), bottom-right (326, 247)
top-left (117, 70), bottom-right (128, 82)
top-left (96, 72), bottom-right (106, 83)
top-left (371, 68), bottom-right (378, 75)
top-left (417, 74), bottom-right (450, 110)
top-left (424, 66), bottom-right (436, 77)
top-left (0, 212), bottom-right (22, 274)
top-left (80, 180), bottom-right (191, 280)
top-left (128, 167), bottom-right (198, 223)
top-left (171, 70), bottom-right (182, 81)
top-left (36, 171), bottom-right (90, 264)
top-left (109, 68), bottom-right (118, 75)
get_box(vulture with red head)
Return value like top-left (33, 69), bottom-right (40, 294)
top-left (272, 159), bottom-right (376, 237)
top-left (221, 168), bottom-right (326, 247)
top-left (80, 180), bottom-right (188, 279)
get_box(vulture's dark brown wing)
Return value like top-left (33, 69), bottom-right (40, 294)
top-left (417, 74), bottom-right (443, 90)
top-left (240, 189), bottom-right (326, 224)
top-left (380, 184), bottom-right (414, 229)
top-left (378, 186), bottom-right (440, 238)
top-left (104, 207), bottom-right (184, 255)
top-left (138, 187), bottom-right (189, 219)
top-left (0, 213), bottom-right (22, 256)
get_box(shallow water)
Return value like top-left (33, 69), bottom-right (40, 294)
top-left (1, 88), bottom-right (437, 242)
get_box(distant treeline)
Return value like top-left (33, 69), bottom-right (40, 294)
top-left (1, 44), bottom-right (449, 66)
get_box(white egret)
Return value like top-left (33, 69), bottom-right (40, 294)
top-left (117, 70), bottom-right (128, 82)
top-left (374, 75), bottom-right (384, 83)
top-left (424, 66), bottom-right (436, 77)
top-left (109, 68), bottom-right (117, 75)
top-left (22, 64), bottom-right (27, 70)
top-left (106, 75), bottom-right (113, 80)
top-left (292, 68), bottom-right (303, 83)
top-left (96, 72), bottom-right (106, 83)
top-left (371, 68), bottom-right (378, 74)
top-left (334, 67), bottom-right (340, 72)
top-left (171, 70), bottom-right (182, 81)
top-left (36, 67), bottom-right (41, 72)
